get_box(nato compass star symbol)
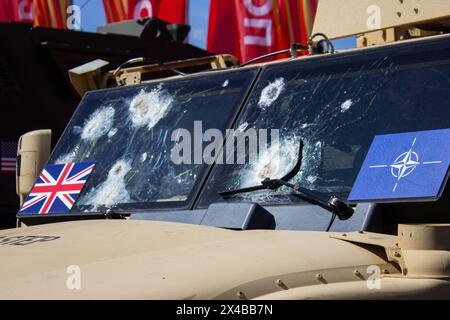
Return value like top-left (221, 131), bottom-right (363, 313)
top-left (369, 138), bottom-right (443, 192)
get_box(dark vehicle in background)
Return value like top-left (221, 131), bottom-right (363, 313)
top-left (0, 19), bottom-right (212, 228)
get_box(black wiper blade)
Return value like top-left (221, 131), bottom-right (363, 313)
top-left (218, 140), bottom-right (354, 220)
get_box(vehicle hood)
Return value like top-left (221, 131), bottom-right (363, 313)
top-left (0, 220), bottom-right (391, 299)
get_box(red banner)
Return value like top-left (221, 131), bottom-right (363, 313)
top-left (207, 0), bottom-right (318, 62)
top-left (0, 0), bottom-right (33, 23)
top-left (0, 0), bottom-right (14, 22)
top-left (0, 0), bottom-right (72, 28)
top-left (103, 0), bottom-right (188, 25)
top-left (34, 0), bottom-right (73, 28)
top-left (0, 0), bottom-right (13, 22)
top-left (103, 0), bottom-right (128, 22)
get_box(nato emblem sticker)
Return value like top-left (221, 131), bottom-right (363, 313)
top-left (348, 129), bottom-right (450, 202)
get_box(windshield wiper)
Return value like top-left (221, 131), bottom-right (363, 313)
top-left (219, 140), bottom-right (304, 197)
top-left (218, 140), bottom-right (354, 222)
top-left (98, 205), bottom-right (128, 219)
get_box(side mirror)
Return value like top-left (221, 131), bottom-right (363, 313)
top-left (16, 130), bottom-right (51, 206)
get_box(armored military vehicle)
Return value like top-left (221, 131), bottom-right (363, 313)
top-left (1, 0), bottom-right (450, 299)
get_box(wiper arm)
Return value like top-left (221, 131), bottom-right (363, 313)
top-left (220, 178), bottom-right (353, 221)
top-left (98, 205), bottom-right (128, 219)
top-left (264, 179), bottom-right (353, 220)
top-left (218, 139), bottom-right (354, 221)
top-left (219, 140), bottom-right (303, 197)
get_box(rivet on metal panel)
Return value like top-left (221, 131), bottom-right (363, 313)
top-left (353, 269), bottom-right (364, 279)
top-left (276, 279), bottom-right (289, 290)
top-left (315, 273), bottom-right (327, 284)
top-left (236, 291), bottom-right (247, 300)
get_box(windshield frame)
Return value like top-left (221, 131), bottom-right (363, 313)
top-left (194, 34), bottom-right (450, 209)
top-left (27, 67), bottom-right (261, 216)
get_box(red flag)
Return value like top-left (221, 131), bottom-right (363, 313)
top-left (1, 0), bottom-right (74, 28)
top-left (207, 0), bottom-right (318, 62)
top-left (103, 0), bottom-right (128, 23)
top-left (0, 0), bottom-right (33, 23)
top-left (33, 0), bottom-right (73, 28)
top-left (0, 0), bottom-right (14, 22)
top-left (156, 0), bottom-right (187, 25)
top-left (207, 0), bottom-right (241, 58)
top-left (103, 0), bottom-right (188, 25)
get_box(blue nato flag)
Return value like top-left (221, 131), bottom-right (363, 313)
top-left (348, 129), bottom-right (450, 202)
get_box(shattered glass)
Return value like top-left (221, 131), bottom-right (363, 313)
top-left (198, 42), bottom-right (450, 207)
top-left (47, 69), bottom-right (258, 212)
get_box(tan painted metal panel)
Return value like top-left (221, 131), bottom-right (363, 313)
top-left (0, 220), bottom-right (391, 299)
top-left (255, 278), bottom-right (450, 300)
top-left (313, 0), bottom-right (450, 39)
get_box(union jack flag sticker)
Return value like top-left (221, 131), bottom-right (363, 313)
top-left (18, 161), bottom-right (96, 215)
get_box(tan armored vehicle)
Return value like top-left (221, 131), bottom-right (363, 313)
top-left (1, 0), bottom-right (450, 299)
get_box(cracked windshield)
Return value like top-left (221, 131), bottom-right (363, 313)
top-left (47, 69), bottom-right (258, 212)
top-left (198, 43), bottom-right (450, 207)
